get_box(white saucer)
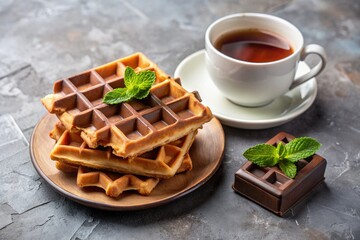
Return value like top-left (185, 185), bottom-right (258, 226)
top-left (174, 50), bottom-right (317, 129)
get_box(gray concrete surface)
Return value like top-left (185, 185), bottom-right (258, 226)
top-left (0, 0), bottom-right (359, 239)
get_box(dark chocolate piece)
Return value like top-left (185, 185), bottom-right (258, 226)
top-left (233, 132), bottom-right (327, 216)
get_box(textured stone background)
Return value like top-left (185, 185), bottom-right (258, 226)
top-left (0, 0), bottom-right (359, 239)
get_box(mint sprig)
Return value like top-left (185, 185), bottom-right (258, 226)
top-left (243, 137), bottom-right (321, 178)
top-left (103, 67), bottom-right (156, 105)
top-left (241, 144), bottom-right (278, 168)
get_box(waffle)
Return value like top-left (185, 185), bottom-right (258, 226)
top-left (55, 153), bottom-right (193, 174)
top-left (41, 52), bottom-right (212, 157)
top-left (77, 166), bottom-right (159, 197)
top-left (55, 162), bottom-right (159, 196)
top-left (54, 153), bottom-right (192, 198)
top-left (49, 123), bottom-right (196, 179)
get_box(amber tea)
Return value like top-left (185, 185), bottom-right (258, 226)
top-left (214, 29), bottom-right (294, 63)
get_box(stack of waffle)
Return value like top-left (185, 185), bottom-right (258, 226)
top-left (41, 53), bottom-right (213, 198)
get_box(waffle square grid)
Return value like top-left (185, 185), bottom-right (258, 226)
top-left (42, 52), bottom-right (212, 157)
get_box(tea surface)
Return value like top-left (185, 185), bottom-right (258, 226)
top-left (215, 29), bottom-right (293, 63)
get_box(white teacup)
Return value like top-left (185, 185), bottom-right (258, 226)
top-left (205, 13), bottom-right (326, 107)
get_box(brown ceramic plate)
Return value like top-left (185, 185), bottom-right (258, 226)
top-left (30, 114), bottom-right (225, 210)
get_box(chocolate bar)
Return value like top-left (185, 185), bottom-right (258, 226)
top-left (233, 132), bottom-right (327, 216)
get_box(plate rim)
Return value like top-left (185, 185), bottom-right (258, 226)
top-left (30, 114), bottom-right (225, 211)
top-left (175, 49), bottom-right (318, 129)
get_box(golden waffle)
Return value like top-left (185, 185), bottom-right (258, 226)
top-left (56, 162), bottom-right (159, 197)
top-left (76, 166), bottom-right (159, 197)
top-left (55, 161), bottom-right (79, 173)
top-left (55, 153), bottom-right (193, 174)
top-left (51, 122), bottom-right (193, 173)
top-left (42, 52), bottom-right (212, 157)
top-left (49, 124), bottom-right (196, 179)
top-left (54, 155), bottom-right (192, 198)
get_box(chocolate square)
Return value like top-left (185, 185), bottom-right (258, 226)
top-left (233, 132), bottom-right (327, 216)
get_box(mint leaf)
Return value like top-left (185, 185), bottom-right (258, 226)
top-left (124, 66), bottom-right (137, 88)
top-left (278, 160), bottom-right (297, 178)
top-left (103, 66), bottom-right (155, 104)
top-left (127, 85), bottom-right (139, 97)
top-left (134, 71), bottom-right (156, 89)
top-left (134, 88), bottom-right (152, 99)
top-left (285, 137), bottom-right (321, 162)
top-left (276, 142), bottom-right (286, 159)
top-left (243, 136), bottom-right (322, 179)
top-left (243, 144), bottom-right (279, 167)
top-left (126, 70), bottom-right (155, 99)
top-left (103, 88), bottom-right (133, 104)
top-left (133, 70), bottom-right (156, 99)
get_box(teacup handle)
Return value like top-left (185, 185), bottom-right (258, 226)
top-left (290, 44), bottom-right (327, 90)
